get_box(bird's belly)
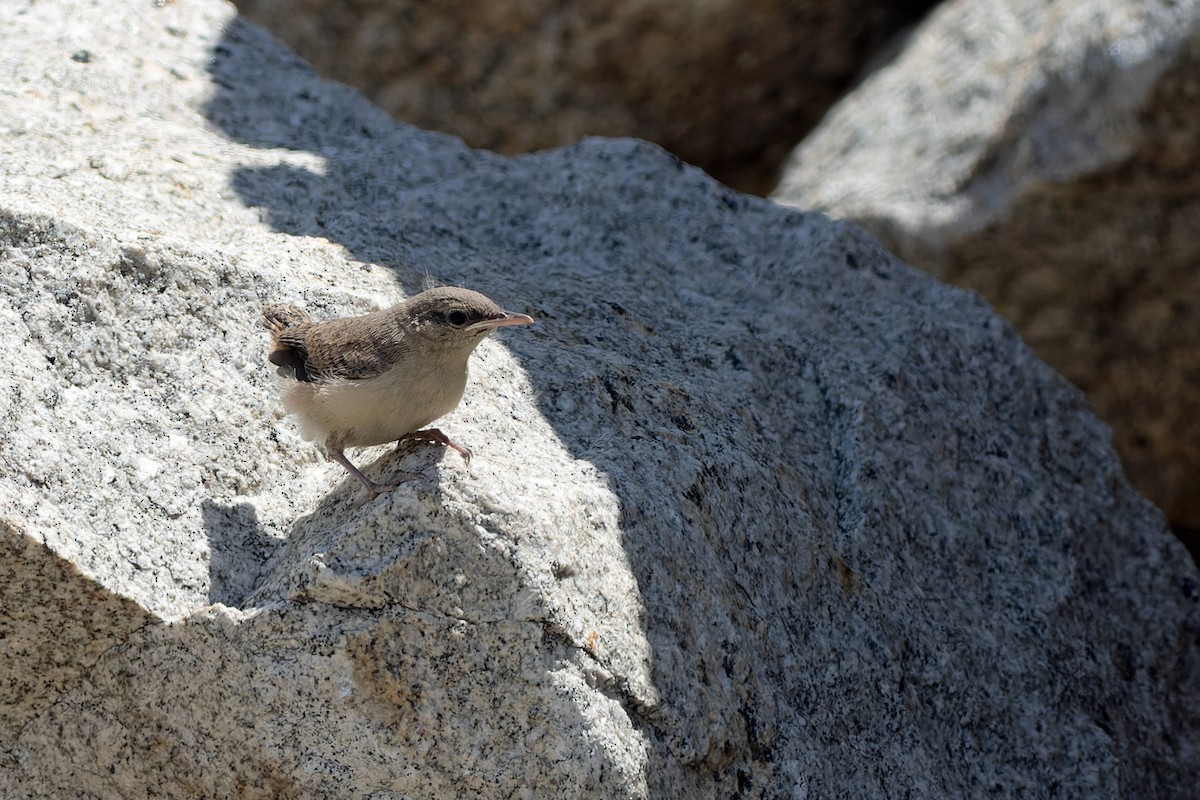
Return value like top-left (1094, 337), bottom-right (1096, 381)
top-left (280, 366), bottom-right (466, 449)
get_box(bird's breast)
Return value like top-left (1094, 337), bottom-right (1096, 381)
top-left (280, 360), bottom-right (469, 449)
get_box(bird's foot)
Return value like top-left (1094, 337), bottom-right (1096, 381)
top-left (400, 428), bottom-right (473, 464)
top-left (327, 446), bottom-right (419, 503)
top-left (353, 470), bottom-right (424, 506)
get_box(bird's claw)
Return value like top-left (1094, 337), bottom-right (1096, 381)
top-left (400, 428), bottom-right (472, 464)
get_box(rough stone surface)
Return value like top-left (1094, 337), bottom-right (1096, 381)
top-left (774, 0), bottom-right (1200, 538)
top-left (231, 0), bottom-right (935, 195)
top-left (0, 521), bottom-right (153, 754)
top-left (1, 0), bottom-right (1198, 797)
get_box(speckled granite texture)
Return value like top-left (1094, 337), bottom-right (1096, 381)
top-left (1, 0), bottom-right (1197, 797)
top-left (774, 0), bottom-right (1200, 536)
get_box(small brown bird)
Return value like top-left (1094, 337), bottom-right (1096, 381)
top-left (262, 287), bottom-right (534, 500)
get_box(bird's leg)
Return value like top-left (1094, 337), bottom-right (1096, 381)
top-left (400, 428), bottom-right (473, 464)
top-left (326, 446), bottom-right (414, 502)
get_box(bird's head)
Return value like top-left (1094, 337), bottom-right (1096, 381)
top-left (402, 287), bottom-right (534, 351)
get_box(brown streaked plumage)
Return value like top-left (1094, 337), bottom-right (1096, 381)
top-left (262, 287), bottom-right (534, 500)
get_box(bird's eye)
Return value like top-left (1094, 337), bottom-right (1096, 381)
top-left (447, 310), bottom-right (469, 327)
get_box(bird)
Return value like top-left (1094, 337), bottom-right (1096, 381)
top-left (262, 286), bottom-right (534, 501)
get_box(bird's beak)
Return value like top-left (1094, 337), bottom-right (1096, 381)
top-left (466, 312), bottom-right (535, 333)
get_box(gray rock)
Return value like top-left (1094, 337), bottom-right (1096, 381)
top-left (1, 0), bottom-right (1197, 797)
top-left (773, 0), bottom-right (1200, 534)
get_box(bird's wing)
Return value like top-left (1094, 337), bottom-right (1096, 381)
top-left (285, 313), bottom-right (403, 382)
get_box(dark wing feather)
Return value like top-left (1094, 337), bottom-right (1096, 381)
top-left (263, 304), bottom-right (403, 383)
top-left (292, 311), bottom-right (402, 382)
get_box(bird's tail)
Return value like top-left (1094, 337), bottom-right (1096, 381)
top-left (262, 303), bottom-right (315, 381)
top-left (261, 303), bottom-right (310, 336)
